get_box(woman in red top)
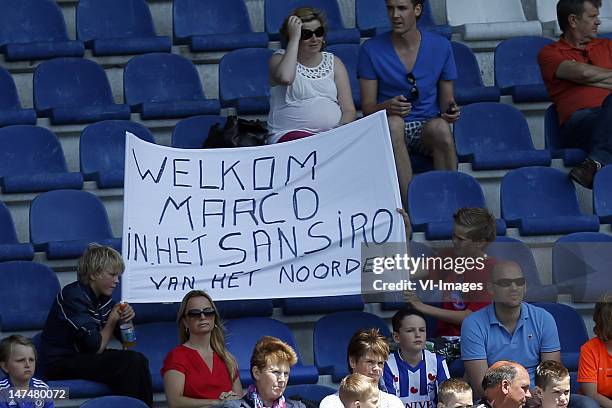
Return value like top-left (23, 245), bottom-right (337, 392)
top-left (162, 290), bottom-right (243, 408)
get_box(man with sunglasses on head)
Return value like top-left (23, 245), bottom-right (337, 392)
top-left (460, 260), bottom-right (561, 399)
top-left (538, 0), bottom-right (612, 189)
top-left (358, 0), bottom-right (460, 208)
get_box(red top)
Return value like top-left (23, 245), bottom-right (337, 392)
top-left (161, 345), bottom-right (234, 400)
top-left (578, 337), bottom-right (612, 398)
top-left (430, 250), bottom-right (494, 337)
top-left (538, 38), bottom-right (612, 125)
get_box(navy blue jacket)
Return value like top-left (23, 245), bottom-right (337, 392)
top-left (39, 281), bottom-right (117, 368)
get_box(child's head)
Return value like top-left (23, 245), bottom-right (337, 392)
top-left (77, 243), bottom-right (124, 297)
top-left (535, 360), bottom-right (570, 408)
top-left (593, 293), bottom-right (612, 342)
top-left (437, 378), bottom-right (473, 408)
top-left (0, 335), bottom-right (37, 385)
top-left (391, 307), bottom-right (427, 354)
top-left (452, 208), bottom-right (496, 257)
top-left (339, 373), bottom-right (379, 408)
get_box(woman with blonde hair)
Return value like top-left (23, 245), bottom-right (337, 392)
top-left (162, 290), bottom-right (242, 408)
top-left (267, 7), bottom-right (356, 143)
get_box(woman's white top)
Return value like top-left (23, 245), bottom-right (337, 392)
top-left (267, 50), bottom-right (341, 143)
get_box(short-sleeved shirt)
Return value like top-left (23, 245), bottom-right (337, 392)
top-left (383, 350), bottom-right (449, 408)
top-left (538, 38), bottom-right (612, 125)
top-left (161, 345), bottom-right (234, 400)
top-left (320, 390), bottom-right (404, 408)
top-left (358, 30), bottom-right (457, 122)
top-left (0, 376), bottom-right (54, 408)
top-left (460, 302), bottom-right (560, 384)
top-left (578, 337), bottom-right (612, 397)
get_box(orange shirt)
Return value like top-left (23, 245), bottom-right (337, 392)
top-left (538, 38), bottom-right (612, 125)
top-left (578, 337), bottom-right (612, 398)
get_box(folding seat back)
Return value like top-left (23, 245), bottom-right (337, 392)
top-left (355, 0), bottom-right (389, 35)
top-left (533, 303), bottom-right (588, 371)
top-left (80, 396), bottom-right (149, 408)
top-left (0, 67), bottom-right (25, 110)
top-left (174, 0), bottom-right (255, 40)
top-left (34, 58), bottom-right (116, 112)
top-left (172, 115), bottom-right (227, 148)
top-left (225, 317), bottom-right (318, 385)
top-left (535, 0), bottom-right (557, 23)
top-left (219, 48), bottom-right (274, 112)
top-left (314, 311), bottom-right (390, 382)
top-left (80, 120), bottom-right (154, 188)
top-left (327, 44), bottom-right (361, 107)
top-left (132, 322), bottom-right (179, 392)
top-left (447, 0), bottom-right (527, 25)
top-left (77, 0), bottom-right (158, 42)
top-left (451, 42), bottom-right (501, 105)
top-left (285, 385), bottom-right (336, 404)
top-left (0, 261), bottom-right (60, 331)
top-left (0, 0), bottom-right (72, 45)
top-left (544, 105), bottom-right (587, 166)
top-left (124, 53), bottom-right (206, 105)
top-left (0, 201), bottom-right (34, 261)
top-left (280, 295), bottom-right (364, 315)
top-left (30, 190), bottom-right (115, 249)
top-left (495, 37), bottom-right (553, 99)
top-left (594, 165), bottom-right (612, 223)
top-left (0, 202), bottom-right (19, 245)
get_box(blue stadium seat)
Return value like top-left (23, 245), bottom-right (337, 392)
top-left (313, 311), bottom-right (390, 382)
top-left (451, 42), bottom-right (501, 105)
top-left (0, 0), bottom-right (84, 61)
top-left (327, 44), bottom-right (361, 109)
top-left (225, 317), bottom-right (319, 385)
top-left (533, 303), bottom-right (588, 371)
top-left (219, 48), bottom-right (274, 114)
top-left (111, 285), bottom-right (180, 325)
top-left (0, 261), bottom-right (60, 331)
top-left (0, 125), bottom-right (83, 193)
top-left (33, 58), bottom-right (131, 125)
top-left (0, 67), bottom-right (36, 127)
top-left (285, 385), bottom-right (337, 404)
top-left (601, 32), bottom-right (612, 39)
top-left (280, 295), bottom-right (364, 315)
top-left (173, 0), bottom-right (268, 52)
top-left (132, 322), bottom-right (180, 392)
top-left (454, 103), bottom-right (551, 170)
top-left (80, 396), bottom-right (148, 408)
top-left (544, 105), bottom-right (587, 167)
top-left (0, 201), bottom-right (34, 261)
top-left (80, 120), bottom-right (155, 189)
top-left (408, 171), bottom-right (506, 240)
top-left (355, 0), bottom-right (451, 38)
top-left (495, 36), bottom-right (553, 102)
top-left (553, 232), bottom-right (612, 302)
top-left (124, 53), bottom-right (220, 119)
top-left (489, 236), bottom-right (558, 301)
top-left (77, 0), bottom-right (171, 56)
top-left (216, 299), bottom-right (274, 318)
top-left (500, 167), bottom-right (600, 236)
top-left (172, 115), bottom-right (227, 148)
top-left (265, 0), bottom-right (360, 45)
top-left (594, 165), bottom-right (612, 224)
top-left (29, 190), bottom-right (121, 259)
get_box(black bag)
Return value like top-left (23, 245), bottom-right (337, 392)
top-left (203, 115), bottom-right (267, 148)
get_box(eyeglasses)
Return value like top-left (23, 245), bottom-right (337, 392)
top-left (493, 278), bottom-right (526, 288)
top-left (301, 27), bottom-right (325, 40)
top-left (186, 308), bottom-right (216, 318)
top-left (406, 72), bottom-right (419, 101)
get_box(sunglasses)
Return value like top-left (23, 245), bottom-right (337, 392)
top-left (406, 72), bottom-right (419, 101)
top-left (186, 308), bottom-right (216, 318)
top-left (493, 278), bottom-right (526, 288)
top-left (301, 27), bottom-right (325, 40)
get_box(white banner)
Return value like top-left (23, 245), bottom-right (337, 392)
top-left (122, 111), bottom-right (405, 302)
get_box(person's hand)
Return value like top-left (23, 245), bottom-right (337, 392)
top-left (404, 290), bottom-right (424, 309)
top-left (219, 391), bottom-right (239, 401)
top-left (286, 15), bottom-right (303, 42)
top-left (118, 302), bottom-right (135, 323)
top-left (396, 208), bottom-right (411, 238)
top-left (441, 101), bottom-right (460, 123)
top-left (385, 95), bottom-right (412, 117)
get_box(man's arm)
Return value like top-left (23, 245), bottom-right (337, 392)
top-left (539, 351), bottom-right (561, 363)
top-left (464, 360), bottom-right (488, 398)
top-left (360, 78), bottom-right (412, 117)
top-left (437, 80), bottom-right (460, 123)
top-left (556, 60), bottom-right (612, 89)
top-left (581, 383), bottom-right (612, 408)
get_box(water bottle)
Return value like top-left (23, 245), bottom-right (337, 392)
top-left (119, 302), bottom-right (137, 348)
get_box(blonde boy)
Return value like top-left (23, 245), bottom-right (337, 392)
top-left (339, 373), bottom-right (380, 408)
top-left (535, 361), bottom-right (570, 408)
top-left (437, 378), bottom-right (473, 408)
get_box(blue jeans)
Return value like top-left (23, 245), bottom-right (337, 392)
top-left (560, 94), bottom-right (612, 165)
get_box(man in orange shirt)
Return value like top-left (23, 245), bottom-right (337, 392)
top-left (538, 0), bottom-right (612, 189)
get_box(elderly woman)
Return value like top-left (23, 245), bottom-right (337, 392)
top-left (224, 336), bottom-right (305, 408)
top-left (162, 290), bottom-right (242, 408)
top-left (267, 7), bottom-right (356, 143)
top-left (320, 329), bottom-right (403, 408)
